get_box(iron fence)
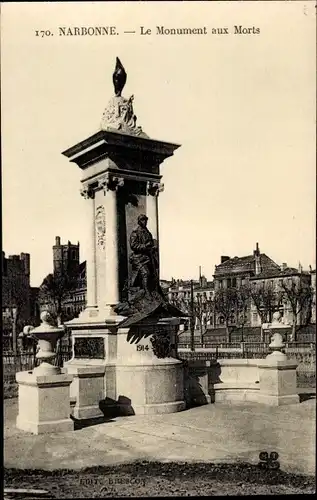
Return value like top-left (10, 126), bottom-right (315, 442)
top-left (3, 352), bottom-right (38, 384)
top-left (3, 344), bottom-right (72, 384)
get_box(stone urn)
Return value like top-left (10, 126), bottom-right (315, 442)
top-left (31, 311), bottom-right (65, 375)
top-left (271, 311), bottom-right (284, 327)
top-left (266, 332), bottom-right (287, 361)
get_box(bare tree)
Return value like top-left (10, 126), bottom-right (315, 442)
top-left (193, 294), bottom-right (204, 337)
top-left (214, 287), bottom-right (238, 343)
top-left (235, 285), bottom-right (251, 342)
top-left (39, 273), bottom-right (74, 325)
top-left (280, 277), bottom-right (313, 341)
top-left (193, 293), bottom-right (214, 339)
top-left (250, 282), bottom-right (277, 324)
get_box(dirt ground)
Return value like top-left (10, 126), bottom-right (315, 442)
top-left (4, 461), bottom-right (315, 498)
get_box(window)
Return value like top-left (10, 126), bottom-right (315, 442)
top-left (232, 277), bottom-right (237, 288)
top-left (219, 316), bottom-right (224, 324)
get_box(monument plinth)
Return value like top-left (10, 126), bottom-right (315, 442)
top-left (63, 58), bottom-right (185, 416)
top-left (16, 312), bottom-right (73, 434)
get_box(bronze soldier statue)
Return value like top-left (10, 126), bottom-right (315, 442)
top-left (129, 214), bottom-right (159, 299)
top-left (114, 213), bottom-right (187, 329)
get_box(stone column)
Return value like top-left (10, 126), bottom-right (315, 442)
top-left (80, 186), bottom-right (97, 309)
top-left (101, 174), bottom-right (124, 312)
top-left (147, 181), bottom-right (164, 273)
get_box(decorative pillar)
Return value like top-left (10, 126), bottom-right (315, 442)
top-left (147, 181), bottom-right (164, 273)
top-left (101, 174), bottom-right (124, 312)
top-left (80, 186), bottom-right (97, 309)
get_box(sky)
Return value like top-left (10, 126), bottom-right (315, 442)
top-left (1, 1), bottom-right (316, 287)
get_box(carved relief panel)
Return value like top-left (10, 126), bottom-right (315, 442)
top-left (95, 205), bottom-right (106, 250)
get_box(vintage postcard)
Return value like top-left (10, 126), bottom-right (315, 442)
top-left (2, 1), bottom-right (316, 498)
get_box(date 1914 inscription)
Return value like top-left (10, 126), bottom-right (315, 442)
top-left (74, 337), bottom-right (105, 359)
top-left (136, 345), bottom-right (149, 352)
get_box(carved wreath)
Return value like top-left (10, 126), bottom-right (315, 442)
top-left (150, 330), bottom-right (173, 358)
top-left (95, 206), bottom-right (106, 248)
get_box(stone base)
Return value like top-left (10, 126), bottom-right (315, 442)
top-left (72, 405), bottom-right (103, 420)
top-left (132, 400), bottom-right (186, 415)
top-left (115, 359), bottom-right (185, 415)
top-left (213, 382), bottom-right (260, 403)
top-left (258, 358), bottom-right (299, 406)
top-left (64, 318), bottom-right (185, 418)
top-left (65, 363), bottom-right (106, 420)
top-left (65, 308), bottom-right (125, 327)
top-left (16, 415), bottom-right (73, 434)
top-left (16, 371), bottom-right (73, 435)
top-left (255, 393), bottom-right (300, 406)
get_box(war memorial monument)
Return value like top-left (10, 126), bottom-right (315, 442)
top-left (61, 58), bottom-right (186, 419)
top-left (15, 58), bottom-right (300, 435)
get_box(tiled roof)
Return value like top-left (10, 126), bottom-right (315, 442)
top-left (214, 253), bottom-right (279, 273)
top-left (250, 267), bottom-right (310, 280)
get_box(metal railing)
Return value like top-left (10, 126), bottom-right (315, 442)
top-left (177, 341), bottom-right (315, 361)
top-left (3, 345), bottom-right (72, 384)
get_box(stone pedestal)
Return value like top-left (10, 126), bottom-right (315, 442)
top-left (15, 311), bottom-right (74, 434)
top-left (257, 333), bottom-right (299, 406)
top-left (65, 318), bottom-right (185, 416)
top-left (62, 128), bottom-right (184, 418)
top-left (16, 371), bottom-right (73, 434)
top-left (114, 322), bottom-right (184, 415)
top-left (258, 359), bottom-right (299, 405)
top-left (67, 365), bottom-right (106, 419)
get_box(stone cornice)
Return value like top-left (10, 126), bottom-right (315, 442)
top-left (62, 130), bottom-right (181, 170)
top-left (82, 168), bottom-right (162, 187)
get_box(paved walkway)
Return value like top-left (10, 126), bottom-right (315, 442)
top-left (4, 396), bottom-right (315, 476)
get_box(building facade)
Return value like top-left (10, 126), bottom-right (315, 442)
top-left (249, 265), bottom-right (312, 327)
top-left (213, 243), bottom-right (280, 291)
top-left (168, 275), bottom-right (214, 330)
top-left (212, 243), bottom-right (280, 327)
top-left (2, 251), bottom-right (32, 334)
